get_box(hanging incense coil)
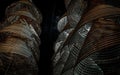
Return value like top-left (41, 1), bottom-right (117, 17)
top-left (74, 5), bottom-right (120, 75)
top-left (0, 0), bottom-right (42, 75)
top-left (53, 1), bottom-right (90, 75)
top-left (53, 1), bottom-right (120, 75)
top-left (74, 16), bottom-right (120, 75)
top-left (54, 0), bottom-right (88, 54)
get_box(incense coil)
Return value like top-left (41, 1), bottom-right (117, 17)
top-left (53, 2), bottom-right (120, 75)
top-left (0, 1), bottom-right (42, 75)
top-left (53, 0), bottom-right (90, 75)
top-left (75, 16), bottom-right (120, 75)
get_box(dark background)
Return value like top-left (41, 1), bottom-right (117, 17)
top-left (34, 0), bottom-right (66, 75)
top-left (0, 0), bottom-right (66, 75)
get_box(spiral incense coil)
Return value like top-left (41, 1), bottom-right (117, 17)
top-left (53, 0), bottom-right (88, 64)
top-left (74, 5), bottom-right (120, 75)
top-left (54, 0), bottom-right (87, 55)
top-left (53, 1), bottom-right (120, 75)
top-left (53, 0), bottom-right (90, 75)
top-left (0, 0), bottom-right (42, 75)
